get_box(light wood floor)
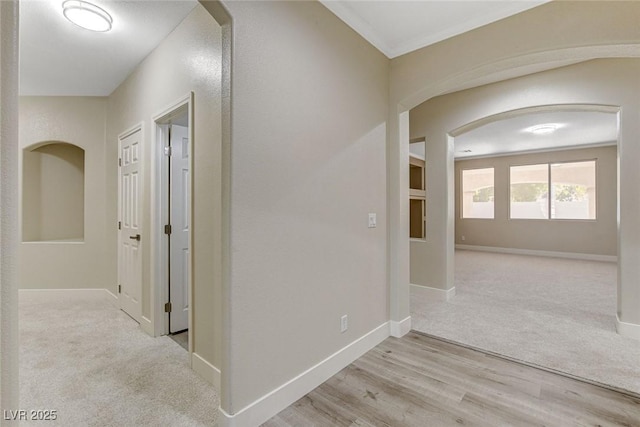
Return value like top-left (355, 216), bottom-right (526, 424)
top-left (263, 332), bottom-right (640, 426)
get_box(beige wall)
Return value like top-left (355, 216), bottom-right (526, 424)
top-left (23, 143), bottom-right (85, 242)
top-left (454, 146), bottom-right (617, 256)
top-left (105, 5), bottom-right (222, 369)
top-left (19, 96), bottom-right (110, 289)
top-left (215, 0), bottom-right (389, 414)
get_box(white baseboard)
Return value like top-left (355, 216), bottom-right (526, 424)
top-left (616, 314), bottom-right (640, 340)
top-left (410, 284), bottom-right (456, 303)
top-left (455, 244), bottom-right (617, 263)
top-left (192, 352), bottom-right (221, 391)
top-left (19, 288), bottom-right (118, 304)
top-left (390, 316), bottom-right (411, 337)
top-left (218, 321), bottom-right (390, 427)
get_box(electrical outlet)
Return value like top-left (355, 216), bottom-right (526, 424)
top-left (461, 235), bottom-right (466, 241)
top-left (341, 315), bottom-right (348, 333)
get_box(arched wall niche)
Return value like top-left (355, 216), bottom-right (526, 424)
top-left (22, 140), bottom-right (85, 242)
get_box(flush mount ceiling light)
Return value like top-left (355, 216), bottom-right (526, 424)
top-left (524, 123), bottom-right (563, 135)
top-left (62, 0), bottom-right (113, 32)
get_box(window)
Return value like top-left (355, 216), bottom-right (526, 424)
top-left (510, 164), bottom-right (548, 219)
top-left (461, 168), bottom-right (494, 219)
top-left (510, 160), bottom-right (596, 220)
top-left (551, 161), bottom-right (596, 219)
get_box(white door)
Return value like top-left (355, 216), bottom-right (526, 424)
top-left (169, 124), bottom-right (190, 332)
top-left (119, 129), bottom-right (142, 323)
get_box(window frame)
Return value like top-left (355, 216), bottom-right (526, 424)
top-left (460, 167), bottom-right (496, 220)
top-left (508, 158), bottom-right (597, 221)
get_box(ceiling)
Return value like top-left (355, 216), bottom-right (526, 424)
top-left (20, 0), bottom-right (198, 96)
top-left (452, 111), bottom-right (618, 159)
top-left (21, 0), bottom-right (554, 96)
top-left (320, 0), bottom-right (549, 59)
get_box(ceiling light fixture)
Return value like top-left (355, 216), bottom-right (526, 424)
top-left (62, 0), bottom-right (113, 32)
top-left (524, 123), bottom-right (562, 135)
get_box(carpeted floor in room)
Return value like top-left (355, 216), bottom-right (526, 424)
top-left (19, 290), bottom-right (219, 426)
top-left (411, 250), bottom-right (640, 396)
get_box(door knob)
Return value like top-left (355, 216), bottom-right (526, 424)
top-left (129, 234), bottom-right (141, 241)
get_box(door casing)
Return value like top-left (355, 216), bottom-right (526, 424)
top-left (150, 93), bottom-right (194, 348)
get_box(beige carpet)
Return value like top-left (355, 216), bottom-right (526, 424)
top-left (19, 290), bottom-right (219, 426)
top-left (411, 250), bottom-right (640, 396)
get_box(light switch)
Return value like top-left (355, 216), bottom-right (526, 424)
top-left (368, 213), bottom-right (377, 228)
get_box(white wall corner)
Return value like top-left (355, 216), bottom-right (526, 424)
top-left (103, 288), bottom-right (119, 308)
top-left (140, 316), bottom-right (154, 336)
top-left (192, 352), bottom-right (221, 391)
top-left (390, 316), bottom-right (411, 337)
top-left (616, 314), bottom-right (640, 341)
top-left (410, 283), bottom-right (456, 303)
top-left (217, 321), bottom-right (390, 427)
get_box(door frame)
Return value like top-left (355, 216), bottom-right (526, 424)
top-left (117, 123), bottom-right (144, 323)
top-left (150, 92), bottom-right (194, 348)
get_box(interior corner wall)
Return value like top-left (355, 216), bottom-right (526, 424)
top-left (221, 0), bottom-right (389, 418)
top-left (408, 59), bottom-right (640, 330)
top-left (105, 4), bottom-right (222, 371)
top-left (19, 96), bottom-right (111, 289)
top-left (454, 146), bottom-right (617, 256)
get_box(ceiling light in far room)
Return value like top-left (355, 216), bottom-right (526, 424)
top-left (524, 123), bottom-right (563, 135)
top-left (62, 0), bottom-right (113, 32)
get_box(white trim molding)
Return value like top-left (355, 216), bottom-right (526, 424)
top-left (140, 316), bottom-right (153, 336)
top-left (218, 321), bottom-right (390, 427)
top-left (410, 284), bottom-right (456, 303)
top-left (390, 316), bottom-right (411, 337)
top-left (192, 352), bottom-right (221, 391)
top-left (616, 314), bottom-right (640, 341)
top-left (20, 288), bottom-right (116, 302)
top-left (455, 244), bottom-right (617, 263)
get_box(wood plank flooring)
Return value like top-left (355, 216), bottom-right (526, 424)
top-left (263, 332), bottom-right (640, 427)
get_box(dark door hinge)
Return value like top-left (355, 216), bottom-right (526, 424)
top-left (118, 284), bottom-right (121, 294)
top-left (164, 302), bottom-right (172, 313)
top-left (119, 158), bottom-right (122, 167)
top-left (164, 224), bottom-right (172, 235)
top-left (118, 221), bottom-right (121, 230)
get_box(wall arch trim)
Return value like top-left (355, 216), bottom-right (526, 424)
top-left (449, 104), bottom-right (621, 138)
top-left (24, 140), bottom-right (85, 152)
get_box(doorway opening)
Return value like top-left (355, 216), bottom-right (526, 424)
top-left (152, 93), bottom-right (194, 351)
top-left (410, 103), bottom-right (629, 392)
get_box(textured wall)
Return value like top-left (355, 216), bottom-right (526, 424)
top-left (19, 97), bottom-right (109, 289)
top-left (219, 0), bottom-right (390, 414)
top-left (106, 4), bottom-right (222, 369)
top-left (0, 0), bottom-right (19, 415)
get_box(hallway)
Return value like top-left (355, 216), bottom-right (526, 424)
top-left (19, 290), bottom-right (218, 426)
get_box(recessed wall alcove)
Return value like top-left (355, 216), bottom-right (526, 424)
top-left (22, 141), bottom-right (85, 242)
